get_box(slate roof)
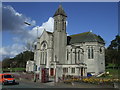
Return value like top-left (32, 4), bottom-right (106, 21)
top-left (67, 32), bottom-right (105, 45)
top-left (53, 5), bottom-right (67, 17)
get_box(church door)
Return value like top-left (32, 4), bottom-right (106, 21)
top-left (81, 67), bottom-right (83, 76)
top-left (50, 68), bottom-right (54, 76)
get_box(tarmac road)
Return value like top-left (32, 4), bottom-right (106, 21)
top-left (1, 79), bottom-right (115, 89)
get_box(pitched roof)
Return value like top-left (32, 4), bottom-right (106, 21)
top-left (67, 32), bottom-right (105, 44)
top-left (53, 5), bottom-right (67, 17)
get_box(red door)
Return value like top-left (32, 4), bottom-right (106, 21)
top-left (50, 68), bottom-right (54, 76)
top-left (41, 68), bottom-right (49, 83)
top-left (41, 68), bottom-right (45, 83)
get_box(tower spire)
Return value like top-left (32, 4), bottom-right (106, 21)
top-left (53, 4), bottom-right (67, 17)
top-left (53, 4), bottom-right (67, 64)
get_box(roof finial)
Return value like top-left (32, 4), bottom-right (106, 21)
top-left (90, 30), bottom-right (92, 32)
top-left (58, 0), bottom-right (62, 7)
top-left (53, 1), bottom-right (67, 17)
top-left (59, 4), bottom-right (62, 8)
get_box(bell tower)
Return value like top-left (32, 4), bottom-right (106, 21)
top-left (53, 5), bottom-right (67, 33)
top-left (53, 5), bottom-right (67, 64)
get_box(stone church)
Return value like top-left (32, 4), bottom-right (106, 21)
top-left (33, 5), bottom-right (105, 82)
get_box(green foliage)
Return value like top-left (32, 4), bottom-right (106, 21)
top-left (105, 69), bottom-right (118, 78)
top-left (2, 58), bottom-right (13, 68)
top-left (107, 63), bottom-right (116, 67)
top-left (108, 35), bottom-right (120, 50)
top-left (106, 69), bottom-right (118, 75)
top-left (98, 68), bottom-right (118, 79)
top-left (105, 35), bottom-right (120, 66)
top-left (2, 50), bottom-right (34, 69)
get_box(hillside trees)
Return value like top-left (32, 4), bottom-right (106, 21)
top-left (2, 51), bottom-right (34, 68)
top-left (105, 35), bottom-right (120, 68)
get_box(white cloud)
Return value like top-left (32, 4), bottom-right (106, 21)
top-left (2, 5), bottom-right (68, 60)
top-left (12, 37), bottom-right (20, 43)
top-left (28, 17), bottom-right (54, 39)
top-left (41, 17), bottom-right (54, 32)
top-left (2, 5), bottom-right (36, 32)
top-left (2, 17), bottom-right (54, 60)
top-left (0, 48), bottom-right (8, 56)
top-left (0, 44), bottom-right (25, 60)
top-left (20, 17), bottom-right (54, 47)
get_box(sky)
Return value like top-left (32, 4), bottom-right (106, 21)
top-left (1, 2), bottom-right (118, 60)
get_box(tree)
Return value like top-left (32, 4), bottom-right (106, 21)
top-left (23, 40), bottom-right (35, 52)
top-left (2, 51), bottom-right (34, 69)
top-left (2, 58), bottom-right (13, 68)
top-left (105, 35), bottom-right (120, 68)
top-left (13, 51), bottom-right (34, 68)
top-left (108, 35), bottom-right (120, 50)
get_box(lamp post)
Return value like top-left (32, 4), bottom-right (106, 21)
top-left (24, 21), bottom-right (39, 38)
top-left (24, 21), bottom-right (39, 82)
top-left (33, 62), bottom-right (37, 82)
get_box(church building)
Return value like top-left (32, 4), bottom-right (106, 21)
top-left (34, 5), bottom-right (105, 82)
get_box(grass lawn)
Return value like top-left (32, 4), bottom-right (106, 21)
top-left (2, 68), bottom-right (25, 72)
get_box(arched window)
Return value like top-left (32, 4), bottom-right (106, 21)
top-left (62, 19), bottom-right (64, 30)
top-left (91, 48), bottom-right (94, 59)
top-left (56, 21), bottom-right (57, 30)
top-left (71, 49), bottom-right (72, 63)
top-left (40, 52), bottom-right (42, 63)
top-left (67, 49), bottom-right (69, 60)
top-left (41, 41), bottom-right (47, 50)
top-left (100, 47), bottom-right (103, 54)
top-left (34, 45), bottom-right (37, 50)
top-left (78, 50), bottom-right (80, 61)
top-left (88, 47), bottom-right (94, 59)
top-left (40, 41), bottom-right (47, 64)
top-left (88, 48), bottom-right (90, 59)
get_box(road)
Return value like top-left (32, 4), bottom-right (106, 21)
top-left (1, 79), bottom-right (115, 89)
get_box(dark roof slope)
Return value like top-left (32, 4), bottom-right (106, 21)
top-left (53, 5), bottom-right (67, 17)
top-left (46, 31), bottom-right (53, 34)
top-left (67, 32), bottom-right (105, 44)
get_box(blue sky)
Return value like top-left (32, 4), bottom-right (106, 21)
top-left (1, 2), bottom-right (118, 60)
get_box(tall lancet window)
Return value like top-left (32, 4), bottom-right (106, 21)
top-left (56, 21), bottom-right (57, 30)
top-left (67, 49), bottom-right (69, 60)
top-left (88, 47), bottom-right (94, 59)
top-left (62, 19), bottom-right (64, 30)
top-left (78, 50), bottom-right (80, 61)
top-left (91, 48), bottom-right (94, 59)
top-left (40, 41), bottom-right (47, 64)
top-left (88, 48), bottom-right (91, 59)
